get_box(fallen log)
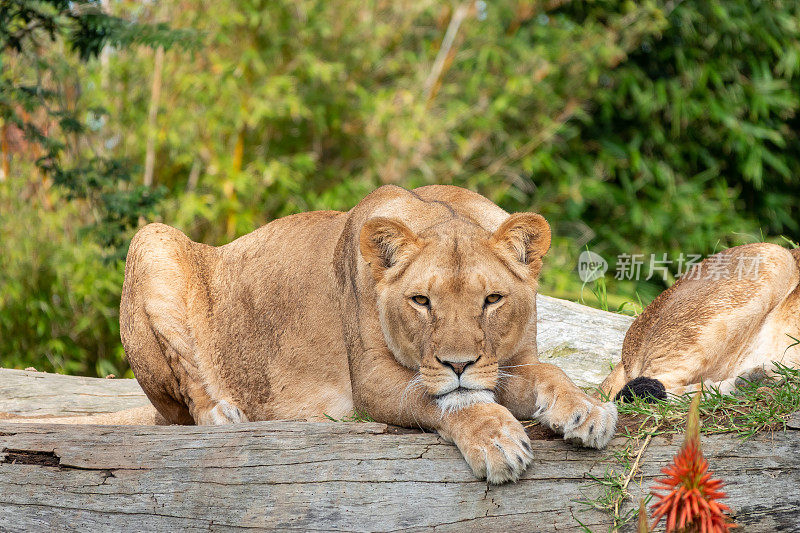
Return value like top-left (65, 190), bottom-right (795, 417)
top-left (0, 369), bottom-right (150, 420)
top-left (0, 420), bottom-right (798, 532)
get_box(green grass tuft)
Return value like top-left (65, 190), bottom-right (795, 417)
top-left (323, 410), bottom-right (375, 423)
top-left (614, 363), bottom-right (800, 441)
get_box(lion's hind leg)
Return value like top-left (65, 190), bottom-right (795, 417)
top-left (121, 223), bottom-right (248, 426)
top-left (660, 363), bottom-right (778, 398)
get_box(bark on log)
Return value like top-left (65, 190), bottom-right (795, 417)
top-left (535, 295), bottom-right (632, 388)
top-left (0, 420), bottom-right (797, 532)
top-left (0, 369), bottom-right (149, 420)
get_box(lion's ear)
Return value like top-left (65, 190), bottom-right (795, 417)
top-left (490, 213), bottom-right (551, 278)
top-left (360, 217), bottom-right (421, 280)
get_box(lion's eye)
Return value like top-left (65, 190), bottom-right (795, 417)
top-left (485, 294), bottom-right (503, 306)
top-left (411, 295), bottom-right (430, 306)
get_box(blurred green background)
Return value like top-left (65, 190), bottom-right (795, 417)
top-left (2, 0), bottom-right (798, 376)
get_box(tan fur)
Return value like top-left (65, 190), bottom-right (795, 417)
top-left (113, 184), bottom-right (617, 484)
top-left (601, 244), bottom-right (800, 398)
top-left (8, 406), bottom-right (166, 425)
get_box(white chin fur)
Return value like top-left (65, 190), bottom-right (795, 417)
top-left (436, 389), bottom-right (495, 414)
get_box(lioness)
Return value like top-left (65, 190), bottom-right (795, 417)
top-left (601, 243), bottom-right (800, 400)
top-left (121, 184), bottom-right (618, 483)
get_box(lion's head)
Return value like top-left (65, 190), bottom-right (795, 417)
top-left (360, 213), bottom-right (551, 412)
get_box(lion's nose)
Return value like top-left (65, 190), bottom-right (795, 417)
top-left (437, 357), bottom-right (477, 376)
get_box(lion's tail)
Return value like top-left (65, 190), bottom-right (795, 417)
top-left (4, 405), bottom-right (168, 425)
top-left (598, 362), bottom-right (628, 400)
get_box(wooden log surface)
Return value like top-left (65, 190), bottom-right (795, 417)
top-left (1, 419), bottom-right (798, 532)
top-left (0, 369), bottom-right (149, 420)
top-left (0, 372), bottom-right (798, 531)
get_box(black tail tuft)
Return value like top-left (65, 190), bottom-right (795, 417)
top-left (615, 377), bottom-right (667, 403)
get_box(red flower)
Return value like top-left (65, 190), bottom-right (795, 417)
top-left (649, 393), bottom-right (736, 533)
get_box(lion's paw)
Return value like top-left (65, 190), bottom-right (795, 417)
top-left (445, 404), bottom-right (534, 484)
top-left (195, 399), bottom-right (249, 425)
top-left (562, 401), bottom-right (617, 448)
top-left (535, 394), bottom-right (618, 449)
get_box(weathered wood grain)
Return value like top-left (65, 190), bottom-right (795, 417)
top-left (536, 295), bottom-right (632, 388)
top-left (0, 421), bottom-right (797, 532)
top-left (0, 369), bottom-right (150, 420)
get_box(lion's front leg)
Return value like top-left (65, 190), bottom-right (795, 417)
top-left (437, 402), bottom-right (534, 484)
top-left (498, 358), bottom-right (618, 449)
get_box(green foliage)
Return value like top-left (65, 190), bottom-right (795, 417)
top-left (0, 178), bottom-right (126, 376)
top-left (613, 363), bottom-right (800, 440)
top-left (323, 410), bottom-right (376, 423)
top-left (0, 0), bottom-right (191, 373)
top-left (1, 0), bottom-right (193, 253)
top-left (534, 0), bottom-right (800, 300)
top-left (2, 0), bottom-right (799, 375)
top-left (1, 1), bottom-right (191, 58)
top-left (120, 0), bottom-right (669, 244)
top-left (52, 157), bottom-right (166, 254)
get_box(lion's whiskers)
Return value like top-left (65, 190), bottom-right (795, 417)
top-left (400, 373), bottom-right (424, 410)
top-left (493, 369), bottom-right (516, 394)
